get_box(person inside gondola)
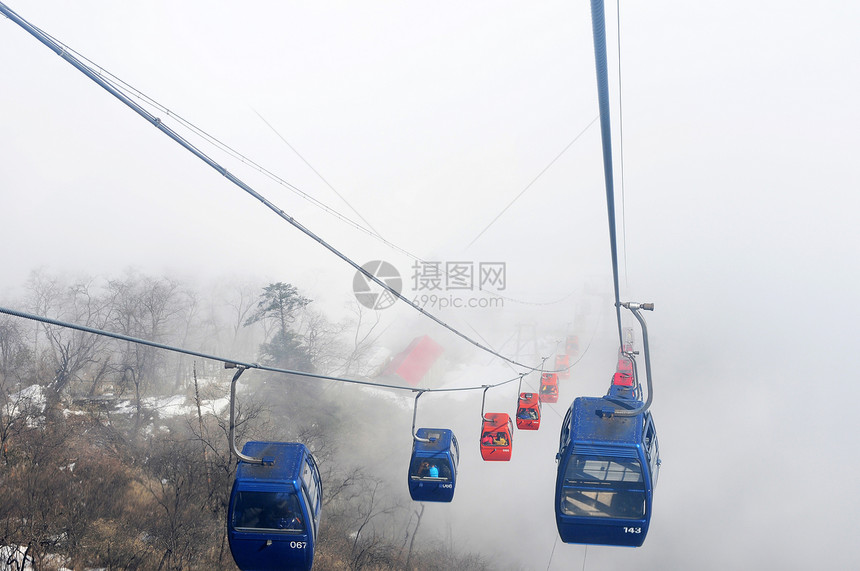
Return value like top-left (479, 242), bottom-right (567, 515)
top-left (481, 431), bottom-right (494, 446)
top-left (493, 432), bottom-right (508, 446)
top-left (268, 494), bottom-right (305, 531)
top-left (517, 408), bottom-right (529, 419)
top-left (236, 504), bottom-right (263, 528)
top-left (278, 512), bottom-right (303, 531)
top-left (428, 463), bottom-right (439, 478)
top-left (416, 461), bottom-right (430, 478)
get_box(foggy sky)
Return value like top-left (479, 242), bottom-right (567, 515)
top-left (2, 1), bottom-right (860, 569)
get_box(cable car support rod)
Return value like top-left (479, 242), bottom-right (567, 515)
top-left (612, 302), bottom-right (654, 417)
top-left (226, 364), bottom-right (266, 464)
top-left (411, 390), bottom-right (433, 443)
top-left (480, 386), bottom-right (491, 422)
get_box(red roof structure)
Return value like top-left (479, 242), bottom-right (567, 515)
top-left (383, 335), bottom-right (444, 386)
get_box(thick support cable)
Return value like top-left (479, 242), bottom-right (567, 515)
top-left (590, 0), bottom-right (624, 347)
top-left (0, 1), bottom-right (539, 372)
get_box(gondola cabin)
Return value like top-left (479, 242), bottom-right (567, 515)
top-left (228, 442), bottom-right (322, 571)
top-left (617, 356), bottom-right (633, 376)
top-left (480, 413), bottom-right (513, 461)
top-left (408, 428), bottom-right (459, 502)
top-left (555, 354), bottom-right (571, 378)
top-left (516, 392), bottom-right (541, 430)
top-left (612, 372), bottom-right (634, 389)
top-left (566, 335), bottom-right (580, 356)
top-left (539, 373), bottom-right (559, 403)
top-left (554, 396), bottom-right (660, 547)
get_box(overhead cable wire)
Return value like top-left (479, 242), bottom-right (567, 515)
top-left (0, 305), bottom-right (520, 395)
top-left (252, 109), bottom-right (389, 243)
top-left (0, 3), bottom-right (543, 372)
top-left (545, 534), bottom-right (559, 571)
top-left (488, 287), bottom-right (578, 307)
top-left (589, 0), bottom-right (624, 347)
top-left (30, 26), bottom-right (423, 263)
top-left (466, 115), bottom-right (599, 250)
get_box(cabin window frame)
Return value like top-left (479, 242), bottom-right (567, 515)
top-left (560, 454), bottom-right (647, 519)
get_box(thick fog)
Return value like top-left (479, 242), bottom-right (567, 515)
top-left (2, 1), bottom-right (860, 569)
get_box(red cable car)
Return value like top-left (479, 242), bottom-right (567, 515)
top-left (612, 371), bottom-right (634, 387)
top-left (555, 354), bottom-right (570, 379)
top-left (516, 392), bottom-right (541, 430)
top-left (480, 413), bottom-right (513, 461)
top-left (617, 356), bottom-right (633, 376)
top-left (540, 373), bottom-right (559, 403)
top-left (565, 335), bottom-right (580, 356)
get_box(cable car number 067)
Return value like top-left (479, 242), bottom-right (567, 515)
top-left (623, 527), bottom-right (642, 534)
top-left (290, 541), bottom-right (307, 549)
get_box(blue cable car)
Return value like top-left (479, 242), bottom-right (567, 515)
top-left (408, 428), bottom-right (460, 502)
top-left (555, 302), bottom-right (660, 547)
top-left (228, 441), bottom-right (323, 571)
top-left (554, 374), bottom-right (660, 547)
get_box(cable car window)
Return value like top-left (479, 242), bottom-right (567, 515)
top-left (561, 455), bottom-right (645, 519)
top-left (302, 459), bottom-right (320, 515)
top-left (517, 407), bottom-right (539, 420)
top-left (232, 491), bottom-right (306, 532)
top-left (481, 431), bottom-right (509, 446)
top-left (409, 457), bottom-right (452, 481)
top-left (567, 456), bottom-right (642, 483)
top-left (644, 420), bottom-right (654, 458)
top-left (299, 487), bottom-right (314, 543)
top-left (650, 431), bottom-right (660, 486)
top-left (561, 489), bottom-right (645, 519)
top-left (559, 408), bottom-right (572, 450)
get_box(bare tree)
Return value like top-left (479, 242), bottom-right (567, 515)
top-left (0, 317), bottom-right (32, 386)
top-left (297, 308), bottom-right (346, 375)
top-left (340, 301), bottom-right (386, 377)
top-left (349, 478), bottom-right (401, 569)
top-left (27, 272), bottom-right (113, 414)
top-left (403, 504), bottom-right (426, 569)
top-left (107, 272), bottom-right (183, 422)
top-left (143, 436), bottom-right (218, 570)
top-left (0, 317), bottom-right (36, 465)
top-left (221, 278), bottom-right (261, 347)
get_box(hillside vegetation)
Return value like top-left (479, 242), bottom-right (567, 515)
top-left (0, 270), bottom-right (491, 570)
